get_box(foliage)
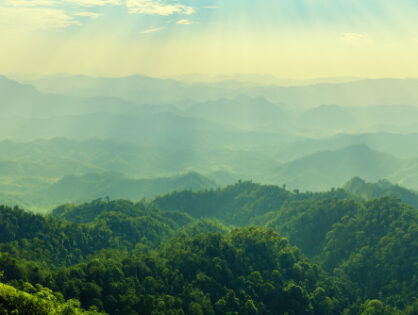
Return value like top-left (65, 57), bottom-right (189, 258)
top-left (0, 180), bottom-right (416, 314)
top-left (0, 201), bottom-right (192, 266)
top-left (0, 281), bottom-right (103, 314)
top-left (152, 181), bottom-right (349, 226)
top-left (344, 177), bottom-right (418, 209)
top-left (40, 228), bottom-right (349, 314)
top-left (323, 198), bottom-right (418, 308)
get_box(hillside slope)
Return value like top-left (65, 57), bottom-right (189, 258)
top-left (270, 145), bottom-right (407, 191)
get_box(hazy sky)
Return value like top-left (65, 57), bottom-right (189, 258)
top-left (1, 0), bottom-right (418, 78)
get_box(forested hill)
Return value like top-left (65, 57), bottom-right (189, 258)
top-left (151, 180), bottom-right (350, 225)
top-left (344, 177), bottom-right (418, 208)
top-left (0, 181), bottom-right (417, 314)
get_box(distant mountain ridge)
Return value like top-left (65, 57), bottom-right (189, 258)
top-left (26, 74), bottom-right (418, 108)
top-left (0, 75), bottom-right (138, 118)
top-left (0, 170), bottom-right (218, 211)
top-left (184, 95), bottom-right (287, 131)
top-left (44, 171), bottom-right (218, 202)
top-left (277, 132), bottom-right (418, 161)
top-left (269, 144), bottom-right (409, 191)
top-left (2, 75), bottom-right (418, 141)
top-left (3, 139), bottom-right (418, 212)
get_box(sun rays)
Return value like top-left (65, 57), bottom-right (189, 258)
top-left (0, 0), bottom-right (417, 78)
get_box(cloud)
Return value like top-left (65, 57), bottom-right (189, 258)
top-left (65, 0), bottom-right (122, 6)
top-left (3, 0), bottom-right (56, 6)
top-left (0, 0), bottom-right (115, 29)
top-left (0, 7), bottom-right (80, 29)
top-left (126, 0), bottom-right (194, 16)
top-left (74, 11), bottom-right (101, 18)
top-left (176, 19), bottom-right (194, 25)
top-left (4, 0), bottom-right (122, 7)
top-left (139, 26), bottom-right (166, 34)
top-left (340, 33), bottom-right (370, 45)
top-left (0, 0), bottom-right (194, 30)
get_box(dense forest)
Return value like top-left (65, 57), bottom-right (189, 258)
top-left (2, 1), bottom-right (418, 314)
top-left (0, 180), bottom-right (416, 314)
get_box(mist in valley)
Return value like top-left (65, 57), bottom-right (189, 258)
top-left (1, 74), bottom-right (418, 211)
top-left (0, 0), bottom-right (417, 314)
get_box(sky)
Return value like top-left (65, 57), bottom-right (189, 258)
top-left (0, 0), bottom-right (418, 79)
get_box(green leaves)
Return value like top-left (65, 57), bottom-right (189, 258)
top-left (0, 282), bottom-right (103, 315)
top-left (0, 181), bottom-right (416, 314)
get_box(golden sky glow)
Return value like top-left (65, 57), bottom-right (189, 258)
top-left (1, 0), bottom-right (418, 79)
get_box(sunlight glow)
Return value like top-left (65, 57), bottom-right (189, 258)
top-left (0, 0), bottom-right (417, 78)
